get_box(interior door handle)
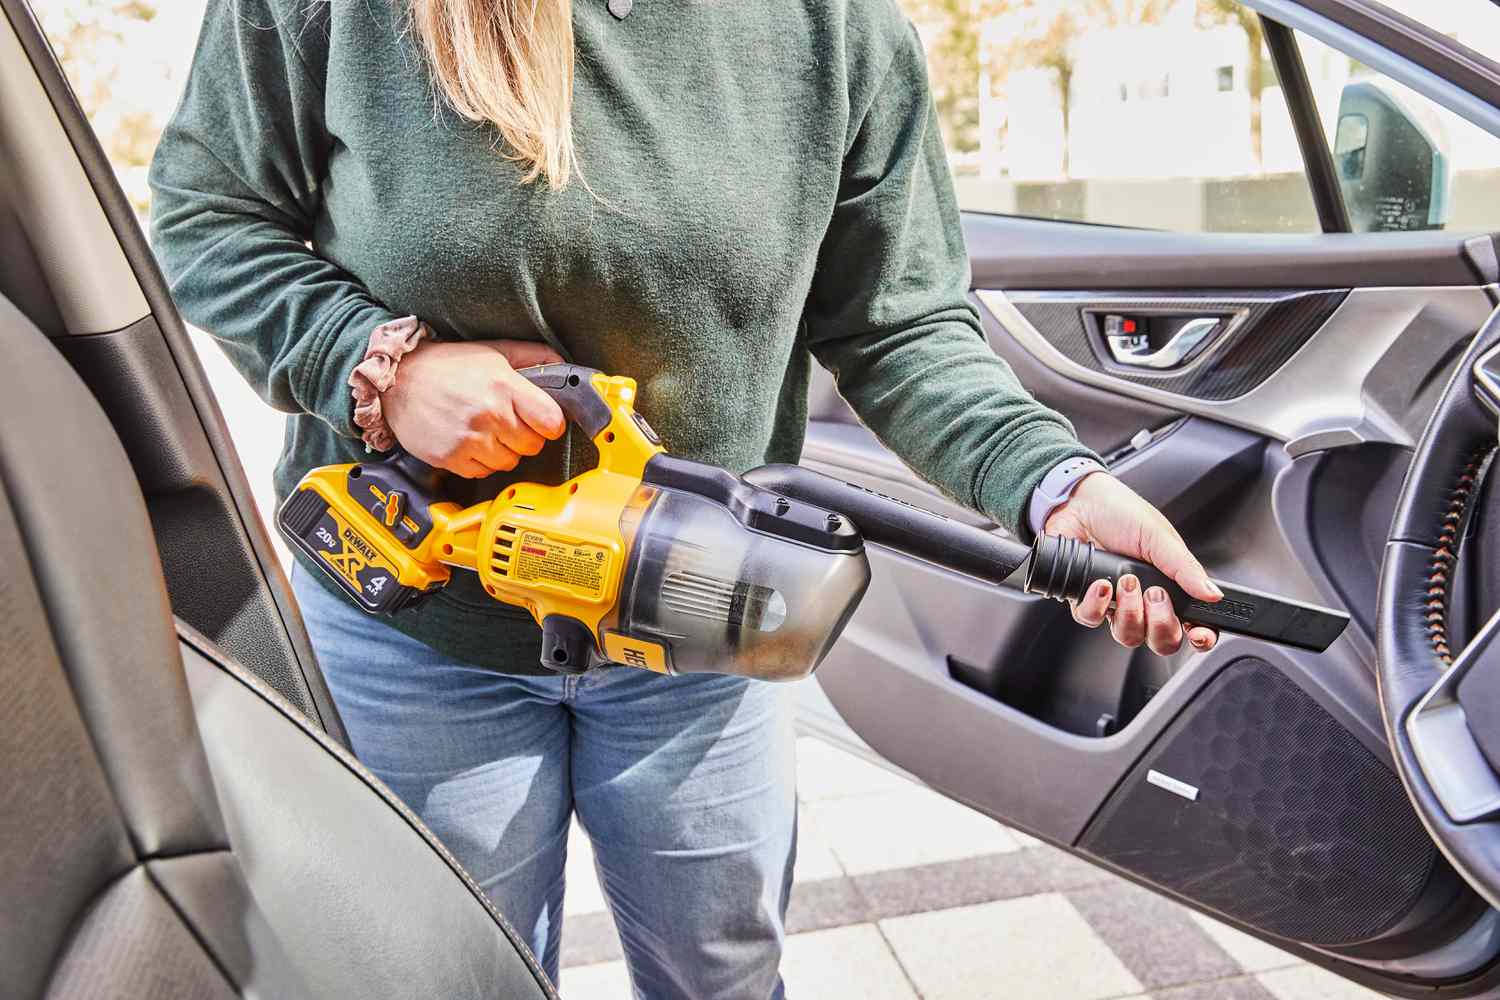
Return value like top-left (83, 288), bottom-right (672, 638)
top-left (1106, 317), bottom-right (1220, 370)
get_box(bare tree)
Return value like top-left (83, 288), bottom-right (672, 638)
top-left (992, 0), bottom-right (1175, 177)
top-left (1199, 0), bottom-right (1266, 167)
top-left (35, 0), bottom-right (194, 216)
top-left (903, 0), bottom-right (1009, 156)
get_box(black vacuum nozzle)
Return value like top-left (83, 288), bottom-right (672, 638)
top-left (741, 465), bottom-right (1348, 655)
top-left (1025, 535), bottom-right (1349, 653)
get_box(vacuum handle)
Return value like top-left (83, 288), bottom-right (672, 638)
top-left (367, 363), bottom-right (609, 501)
top-left (1024, 534), bottom-right (1349, 653)
top-left (382, 448), bottom-right (444, 493)
top-left (516, 363), bottom-right (614, 438)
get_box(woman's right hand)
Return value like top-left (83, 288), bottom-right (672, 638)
top-left (382, 339), bottom-right (568, 478)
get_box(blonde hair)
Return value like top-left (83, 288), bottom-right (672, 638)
top-left (408, 0), bottom-right (579, 189)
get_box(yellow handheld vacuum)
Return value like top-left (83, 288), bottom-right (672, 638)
top-left (278, 364), bottom-right (1347, 679)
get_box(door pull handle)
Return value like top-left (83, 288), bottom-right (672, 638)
top-left (1106, 317), bottom-right (1220, 370)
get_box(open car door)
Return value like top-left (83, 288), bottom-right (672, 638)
top-left (805, 1), bottom-right (1500, 995)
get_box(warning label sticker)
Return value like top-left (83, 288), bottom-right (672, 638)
top-left (512, 530), bottom-right (607, 598)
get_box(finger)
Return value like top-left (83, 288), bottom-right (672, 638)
top-left (487, 338), bottom-right (565, 371)
top-left (469, 437), bottom-right (521, 474)
top-left (451, 456), bottom-right (496, 479)
top-left (1110, 574), bottom-right (1146, 648)
top-left (491, 409), bottom-right (548, 457)
top-left (1186, 626), bottom-right (1218, 652)
top-left (1144, 586), bottom-right (1184, 656)
top-left (1072, 579), bottom-right (1112, 627)
top-left (509, 376), bottom-right (568, 440)
top-left (1141, 516), bottom-right (1223, 604)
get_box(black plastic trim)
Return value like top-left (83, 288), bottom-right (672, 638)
top-left (1008, 289), bottom-right (1348, 402)
top-left (741, 463), bottom-right (1031, 579)
top-left (1462, 236), bottom-right (1500, 288)
top-left (1263, 15), bottom-right (1352, 234)
top-left (963, 214), bottom-right (1487, 291)
top-left (1297, 0), bottom-right (1500, 120)
top-left (643, 455), bottom-right (863, 553)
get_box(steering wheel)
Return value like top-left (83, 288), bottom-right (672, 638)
top-left (1379, 307), bottom-right (1500, 908)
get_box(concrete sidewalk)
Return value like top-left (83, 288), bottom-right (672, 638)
top-left (559, 737), bottom-right (1383, 1000)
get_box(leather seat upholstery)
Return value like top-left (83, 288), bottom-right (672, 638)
top-left (0, 291), bottom-right (557, 999)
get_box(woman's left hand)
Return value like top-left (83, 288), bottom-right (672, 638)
top-left (1043, 471), bottom-right (1221, 656)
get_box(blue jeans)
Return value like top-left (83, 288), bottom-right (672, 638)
top-left (292, 567), bottom-right (796, 998)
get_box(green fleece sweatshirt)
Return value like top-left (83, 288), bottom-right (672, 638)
top-left (149, 0), bottom-right (1096, 674)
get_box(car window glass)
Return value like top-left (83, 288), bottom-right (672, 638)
top-left (1294, 21), bottom-right (1500, 234)
top-left (899, 0), bottom-right (1320, 232)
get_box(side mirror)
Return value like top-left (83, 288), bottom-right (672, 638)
top-left (1334, 79), bottom-right (1451, 232)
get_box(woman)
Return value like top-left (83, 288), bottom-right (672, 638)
top-left (149, 1), bottom-right (1219, 995)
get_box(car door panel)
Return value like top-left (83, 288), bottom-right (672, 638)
top-left (983, 283), bottom-right (1497, 450)
top-left (806, 209), bottom-right (1500, 993)
top-left (809, 317), bottom-right (1184, 461)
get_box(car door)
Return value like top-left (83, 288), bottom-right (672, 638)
top-left (0, 0), bottom-right (348, 747)
top-left (806, 1), bottom-right (1500, 995)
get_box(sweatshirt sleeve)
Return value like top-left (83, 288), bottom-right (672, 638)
top-left (805, 23), bottom-right (1098, 540)
top-left (147, 0), bottom-right (401, 438)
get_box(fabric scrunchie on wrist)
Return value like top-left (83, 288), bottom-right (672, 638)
top-left (348, 315), bottom-right (428, 452)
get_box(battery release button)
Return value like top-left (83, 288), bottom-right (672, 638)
top-left (382, 491), bottom-right (403, 527)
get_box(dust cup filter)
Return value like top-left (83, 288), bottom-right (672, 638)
top-left (613, 487), bottom-right (871, 680)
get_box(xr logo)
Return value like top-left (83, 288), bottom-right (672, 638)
top-left (322, 540), bottom-right (369, 587)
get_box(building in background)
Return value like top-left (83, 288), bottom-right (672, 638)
top-left (909, 0), bottom-right (1500, 230)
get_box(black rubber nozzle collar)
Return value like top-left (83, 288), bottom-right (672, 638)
top-left (1024, 534), bottom-right (1097, 602)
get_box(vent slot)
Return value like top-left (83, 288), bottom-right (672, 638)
top-left (490, 523), bottom-right (519, 577)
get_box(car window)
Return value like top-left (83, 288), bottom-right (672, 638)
top-left (899, 0), bottom-right (1321, 232)
top-left (39, 0), bottom-right (208, 220)
top-left (1293, 21), bottom-right (1500, 234)
top-left (48, 0), bottom-right (1500, 238)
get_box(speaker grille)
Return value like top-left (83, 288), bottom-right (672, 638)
top-left (1079, 659), bottom-right (1438, 946)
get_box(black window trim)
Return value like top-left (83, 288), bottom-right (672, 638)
top-left (1297, 0), bottom-right (1500, 115)
top-left (1261, 14), bottom-right (1352, 233)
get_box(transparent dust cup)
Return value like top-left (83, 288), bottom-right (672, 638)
top-left (614, 486), bottom-right (871, 680)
